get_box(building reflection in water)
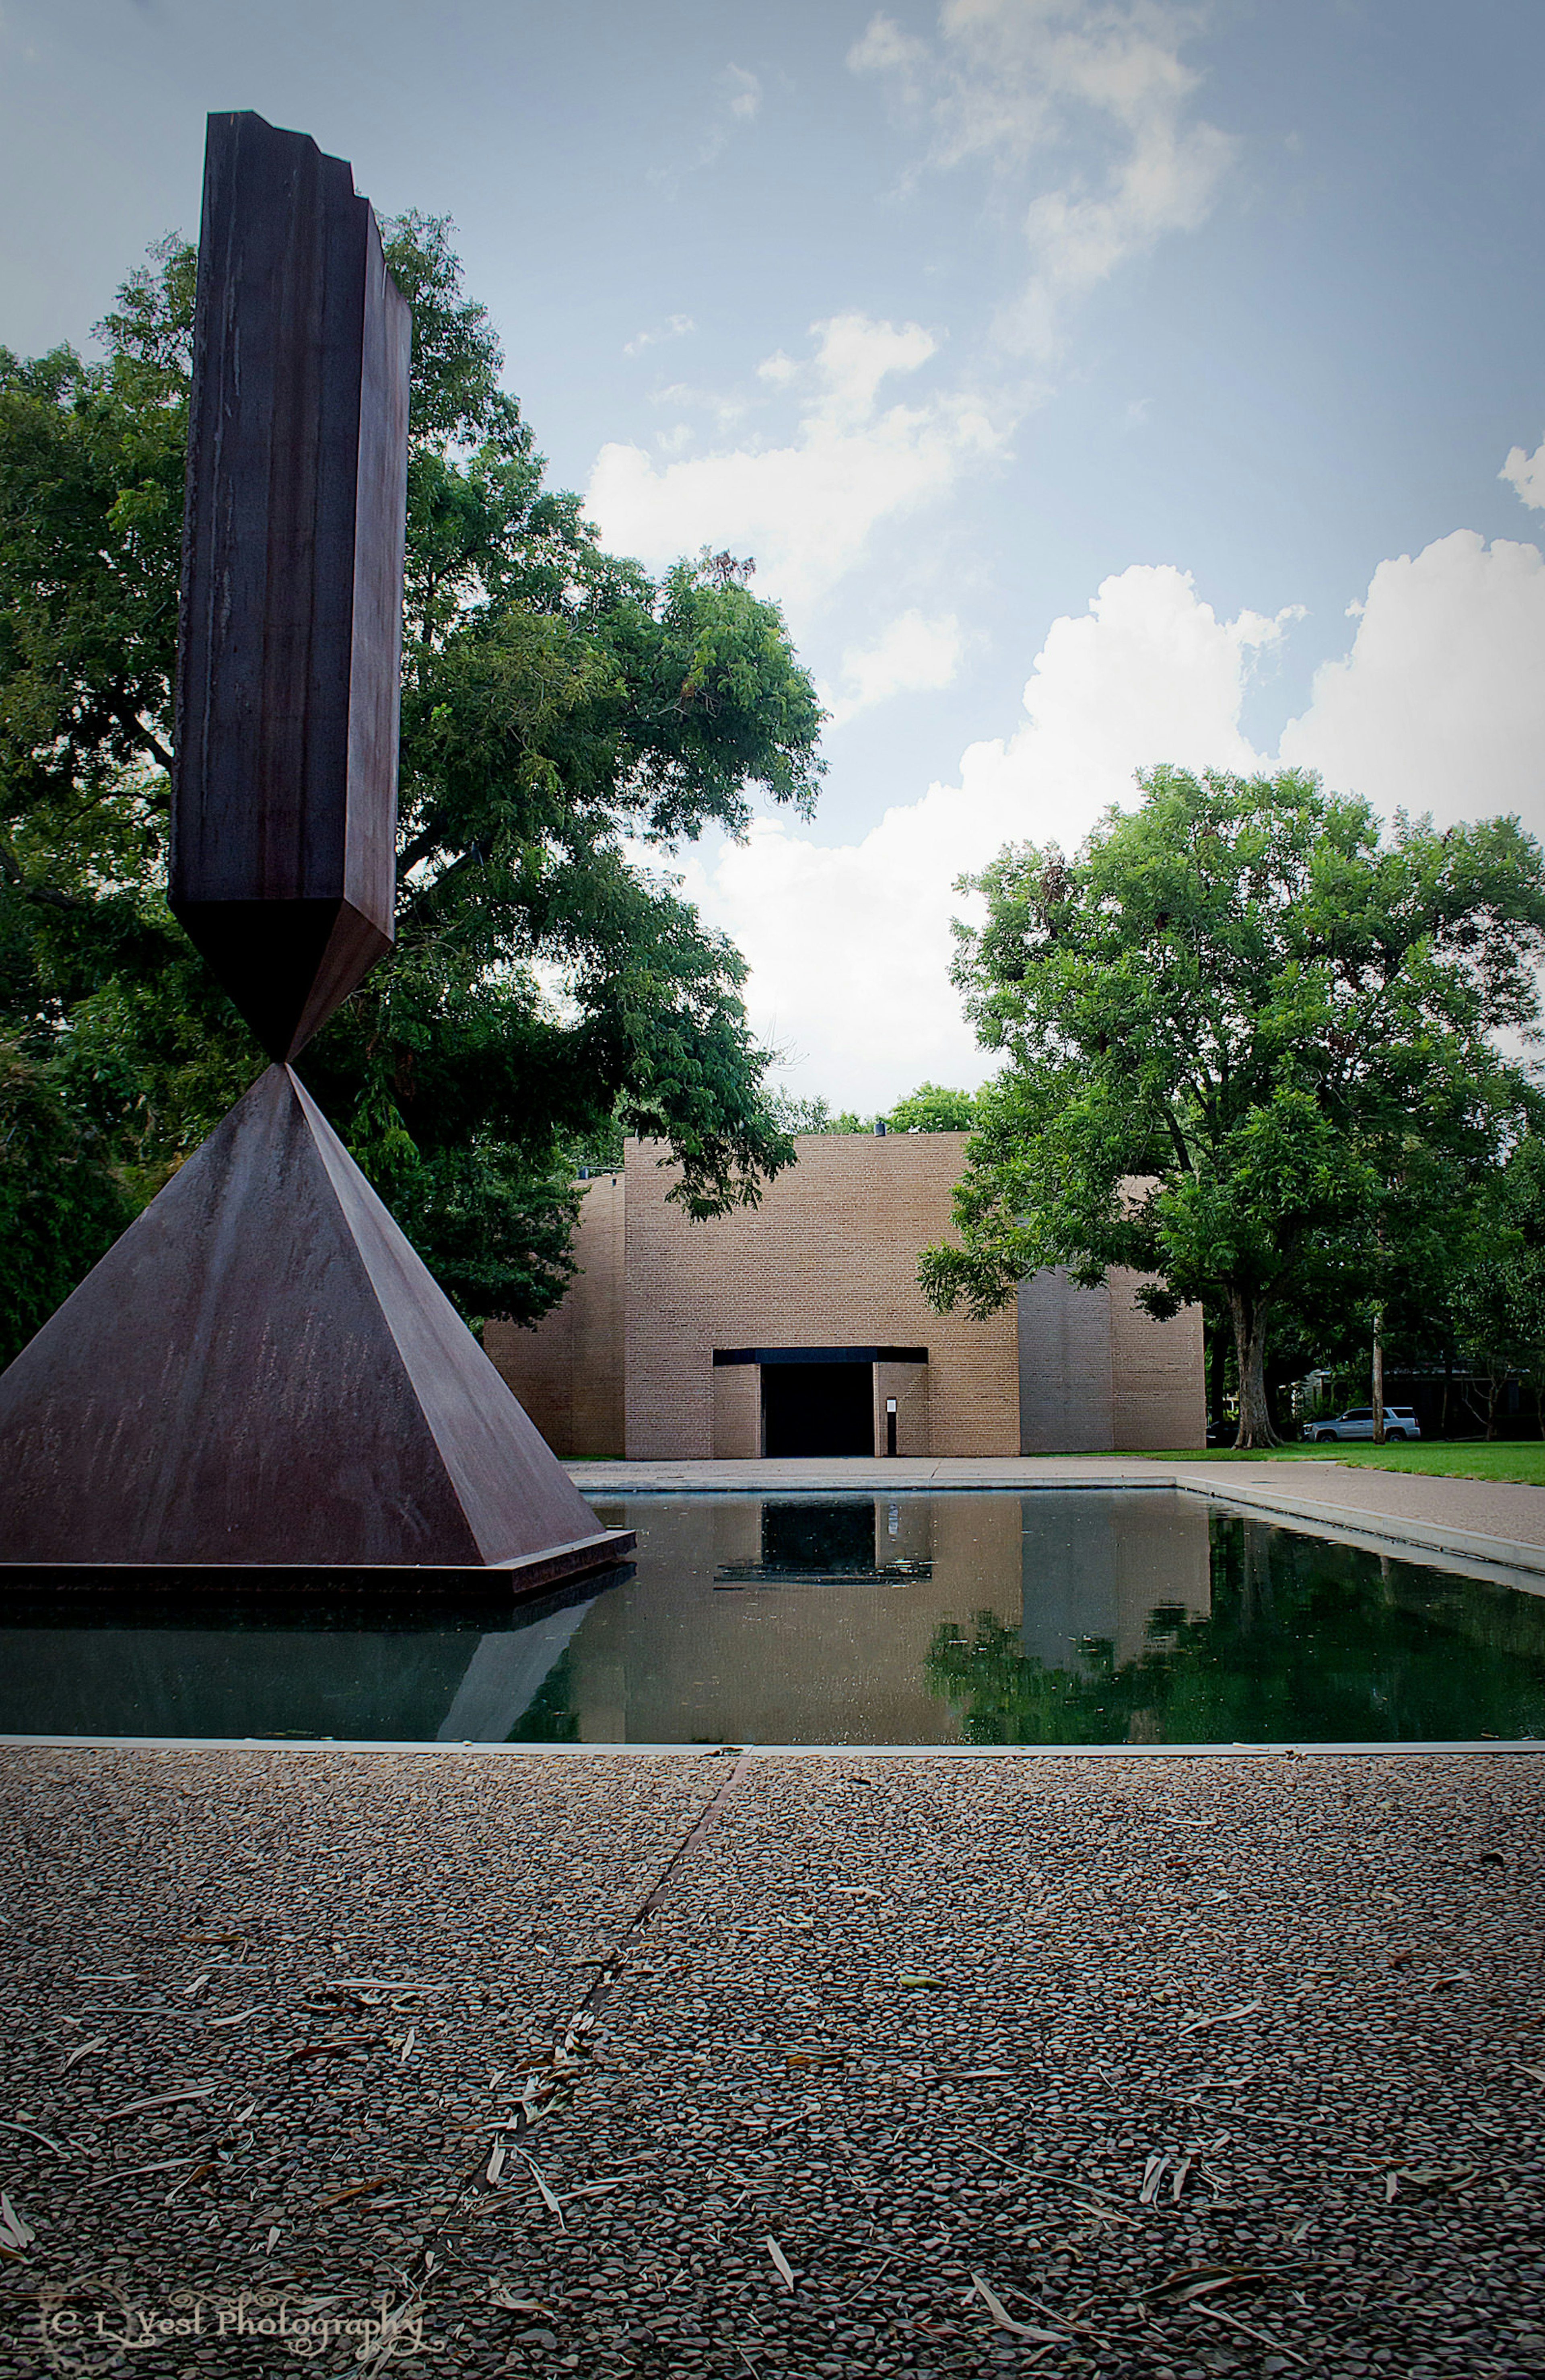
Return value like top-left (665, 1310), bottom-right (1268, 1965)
top-left (0, 1494), bottom-right (1209, 1743)
top-left (559, 1491), bottom-right (1209, 1743)
top-left (1018, 1490), bottom-right (1212, 1672)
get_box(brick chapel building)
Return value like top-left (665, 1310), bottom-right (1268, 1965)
top-left (483, 1132), bottom-right (1204, 1461)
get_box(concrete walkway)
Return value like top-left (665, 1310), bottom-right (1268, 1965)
top-left (2, 1744), bottom-right (1541, 2380)
top-left (566, 1455), bottom-right (1545, 1591)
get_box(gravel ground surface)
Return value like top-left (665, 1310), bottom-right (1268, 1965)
top-left (0, 1748), bottom-right (1542, 2379)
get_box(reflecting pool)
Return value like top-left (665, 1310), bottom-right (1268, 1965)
top-left (3, 1492), bottom-right (1544, 1744)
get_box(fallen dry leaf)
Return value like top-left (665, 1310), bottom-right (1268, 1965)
top-left (101, 2085), bottom-right (218, 2123)
top-left (523, 2155), bottom-right (565, 2226)
top-left (489, 2281), bottom-right (553, 2315)
top-left (1178, 1999), bottom-right (1263, 2037)
top-left (0, 2195), bottom-right (35, 2252)
top-left (315, 2178), bottom-right (390, 2210)
top-left (285, 2034), bottom-right (383, 2064)
top-left (969, 2276), bottom-right (1071, 2345)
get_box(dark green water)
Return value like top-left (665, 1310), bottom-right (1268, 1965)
top-left (1, 1493), bottom-right (1542, 1744)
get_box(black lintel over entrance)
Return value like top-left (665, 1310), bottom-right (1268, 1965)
top-left (712, 1346), bottom-right (928, 1367)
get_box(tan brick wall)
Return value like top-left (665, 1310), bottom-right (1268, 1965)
top-left (624, 1133), bottom-right (1020, 1459)
top-left (712, 1362), bottom-right (761, 1457)
top-left (874, 1359), bottom-right (929, 1457)
top-left (483, 1142), bottom-right (1204, 1462)
top-left (483, 1173), bottom-right (626, 1457)
top-left (1018, 1264), bottom-right (1205, 1452)
top-left (1108, 1270), bottom-right (1205, 1450)
top-left (1018, 1271), bottom-right (1114, 1452)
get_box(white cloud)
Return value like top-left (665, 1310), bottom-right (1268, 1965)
top-left (652, 60), bottom-right (765, 184)
top-left (646, 379), bottom-right (750, 436)
top-left (722, 64), bottom-right (762, 121)
top-left (682, 564), bottom-right (1283, 1107)
top-left (685, 522), bottom-right (1545, 1109)
top-left (606, 6), bottom-right (1233, 649)
top-left (1501, 432), bottom-right (1545, 511)
top-left (587, 313), bottom-right (1005, 614)
top-left (812, 313), bottom-right (939, 422)
top-left (846, 10), bottom-right (931, 101)
top-left (820, 609), bottom-right (966, 727)
top-left (624, 313), bottom-right (695, 359)
top-left (848, 11), bottom-right (929, 78)
top-left (1280, 531), bottom-right (1545, 830)
top-left (851, 0), bottom-right (1237, 355)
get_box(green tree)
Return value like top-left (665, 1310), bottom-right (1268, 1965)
top-left (760, 1090), bottom-right (836, 1134)
top-left (886, 1081), bottom-right (978, 1132)
top-left (919, 767), bottom-right (1545, 1446)
top-left (0, 1035), bottom-right (131, 1367)
top-left (0, 222), bottom-right (826, 1340)
top-left (1445, 1136), bottom-right (1545, 1437)
top-left (757, 1090), bottom-right (880, 1134)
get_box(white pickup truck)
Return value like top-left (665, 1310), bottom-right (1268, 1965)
top-left (1304, 1406), bottom-right (1422, 1443)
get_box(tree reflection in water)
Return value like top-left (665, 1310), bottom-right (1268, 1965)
top-left (928, 1515), bottom-right (1545, 1744)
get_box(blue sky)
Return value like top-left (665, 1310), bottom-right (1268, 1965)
top-left (4, 0), bottom-right (1543, 1104)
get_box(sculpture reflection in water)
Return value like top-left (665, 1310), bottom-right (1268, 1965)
top-left (0, 1571), bottom-right (627, 1745)
top-left (5, 1496), bottom-right (1545, 1744)
top-left (930, 1512), bottom-right (1545, 1745)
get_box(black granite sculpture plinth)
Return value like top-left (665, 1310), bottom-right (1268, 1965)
top-left (0, 113), bottom-right (630, 1588)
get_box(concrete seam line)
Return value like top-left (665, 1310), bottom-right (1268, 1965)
top-left (632, 1746), bottom-right (756, 1927)
top-left (554, 1748), bottom-right (757, 2057)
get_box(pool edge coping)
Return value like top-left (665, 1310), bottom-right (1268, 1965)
top-left (3, 1735), bottom-right (1542, 1757)
top-left (568, 1462), bottom-right (1545, 1593)
top-left (1172, 1474), bottom-right (1545, 1585)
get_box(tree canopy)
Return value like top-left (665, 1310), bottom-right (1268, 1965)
top-left (759, 1082), bottom-right (978, 1136)
top-left (1442, 1134), bottom-right (1545, 1435)
top-left (919, 766), bottom-right (1545, 1445)
top-left (0, 221), bottom-right (826, 1363)
top-left (886, 1081), bottom-right (977, 1133)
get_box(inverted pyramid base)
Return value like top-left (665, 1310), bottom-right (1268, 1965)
top-left (0, 1065), bottom-right (632, 1581)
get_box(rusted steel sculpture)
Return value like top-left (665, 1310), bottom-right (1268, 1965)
top-left (173, 113), bottom-right (407, 1063)
top-left (0, 113), bottom-right (631, 1585)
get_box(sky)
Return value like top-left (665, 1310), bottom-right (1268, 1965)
top-left (4, 0), bottom-right (1544, 1109)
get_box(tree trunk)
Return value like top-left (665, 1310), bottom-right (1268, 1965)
top-left (1229, 1293), bottom-right (1279, 1448)
top-left (1372, 1310), bottom-right (1385, 1445)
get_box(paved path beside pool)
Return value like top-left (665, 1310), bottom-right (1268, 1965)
top-left (566, 1457), bottom-right (1545, 1591)
top-left (1, 1744), bottom-right (1541, 2380)
top-left (1170, 1460), bottom-right (1545, 1579)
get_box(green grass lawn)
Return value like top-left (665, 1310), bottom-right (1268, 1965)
top-left (1146, 1441), bottom-right (1545, 1486)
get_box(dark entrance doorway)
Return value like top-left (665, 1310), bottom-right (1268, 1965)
top-left (760, 1501), bottom-right (876, 1572)
top-left (762, 1362), bottom-right (873, 1457)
